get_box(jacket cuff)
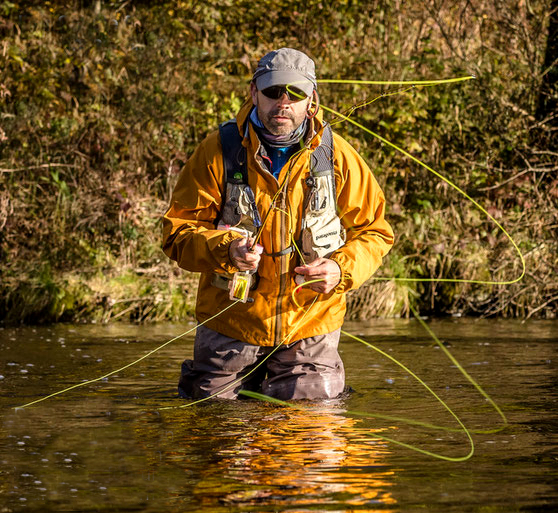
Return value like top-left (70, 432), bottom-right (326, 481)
top-left (216, 230), bottom-right (245, 274)
top-left (329, 253), bottom-right (352, 294)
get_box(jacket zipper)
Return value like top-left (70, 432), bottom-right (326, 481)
top-left (254, 145), bottom-right (283, 346)
top-left (274, 186), bottom-right (288, 346)
top-left (255, 141), bottom-right (297, 346)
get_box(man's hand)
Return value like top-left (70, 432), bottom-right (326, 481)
top-left (294, 258), bottom-right (341, 294)
top-left (229, 237), bottom-right (263, 271)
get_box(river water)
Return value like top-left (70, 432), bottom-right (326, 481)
top-left (1, 318), bottom-right (556, 512)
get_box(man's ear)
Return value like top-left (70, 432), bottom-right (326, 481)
top-left (250, 82), bottom-right (258, 106)
top-left (306, 90), bottom-right (319, 119)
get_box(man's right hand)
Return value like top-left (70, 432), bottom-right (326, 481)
top-left (229, 237), bottom-right (263, 271)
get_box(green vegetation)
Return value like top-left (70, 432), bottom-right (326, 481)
top-left (1, 0), bottom-right (556, 323)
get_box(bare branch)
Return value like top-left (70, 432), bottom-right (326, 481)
top-left (0, 163), bottom-right (80, 173)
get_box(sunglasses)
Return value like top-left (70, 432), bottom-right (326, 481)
top-left (260, 85), bottom-right (308, 102)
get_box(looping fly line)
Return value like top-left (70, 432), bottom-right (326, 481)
top-left (14, 74), bottom-right (515, 462)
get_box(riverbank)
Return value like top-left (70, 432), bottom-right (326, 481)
top-left (1, 1), bottom-right (556, 324)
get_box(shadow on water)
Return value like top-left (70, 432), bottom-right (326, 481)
top-left (1, 319), bottom-right (556, 512)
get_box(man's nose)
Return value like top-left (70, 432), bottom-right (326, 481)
top-left (276, 92), bottom-right (292, 106)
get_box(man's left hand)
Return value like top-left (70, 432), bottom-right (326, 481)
top-left (294, 258), bottom-right (341, 294)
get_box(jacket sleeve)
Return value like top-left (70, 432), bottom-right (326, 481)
top-left (328, 134), bottom-right (394, 293)
top-left (162, 131), bottom-right (243, 274)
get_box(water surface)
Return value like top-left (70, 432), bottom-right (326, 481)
top-left (1, 318), bottom-right (556, 512)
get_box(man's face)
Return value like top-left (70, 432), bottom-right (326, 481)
top-left (250, 82), bottom-right (312, 136)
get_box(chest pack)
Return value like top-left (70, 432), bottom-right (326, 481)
top-left (217, 119), bottom-right (345, 264)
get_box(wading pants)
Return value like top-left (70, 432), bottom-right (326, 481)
top-left (178, 325), bottom-right (345, 400)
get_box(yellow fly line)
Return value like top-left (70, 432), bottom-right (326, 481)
top-left (15, 74), bottom-right (517, 462)
top-left (314, 77), bottom-right (525, 286)
top-left (13, 302), bottom-right (240, 410)
top-left (287, 279), bottom-right (507, 462)
top-left (317, 76), bottom-right (476, 86)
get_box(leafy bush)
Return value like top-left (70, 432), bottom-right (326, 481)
top-left (1, 0), bottom-right (556, 323)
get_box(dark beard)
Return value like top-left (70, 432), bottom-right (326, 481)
top-left (261, 109), bottom-right (296, 135)
top-left (251, 106), bottom-right (308, 148)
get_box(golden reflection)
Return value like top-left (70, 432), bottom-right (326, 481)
top-left (147, 403), bottom-right (399, 511)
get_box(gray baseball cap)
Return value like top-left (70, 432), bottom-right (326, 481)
top-left (252, 48), bottom-right (317, 97)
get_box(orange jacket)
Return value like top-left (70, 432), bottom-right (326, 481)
top-left (162, 99), bottom-right (394, 346)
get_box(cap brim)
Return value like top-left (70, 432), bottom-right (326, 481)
top-left (255, 71), bottom-right (314, 97)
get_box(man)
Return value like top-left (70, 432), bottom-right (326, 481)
top-left (162, 48), bottom-right (394, 400)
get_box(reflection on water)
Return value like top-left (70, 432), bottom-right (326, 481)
top-left (1, 319), bottom-right (556, 512)
top-left (146, 403), bottom-right (397, 511)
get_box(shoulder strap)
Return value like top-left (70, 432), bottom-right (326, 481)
top-left (310, 123), bottom-right (334, 177)
top-left (309, 123), bottom-right (336, 202)
top-left (219, 119), bottom-right (247, 184)
top-left (220, 119), bottom-right (334, 183)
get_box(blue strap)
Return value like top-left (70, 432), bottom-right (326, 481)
top-left (219, 120), bottom-right (246, 184)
